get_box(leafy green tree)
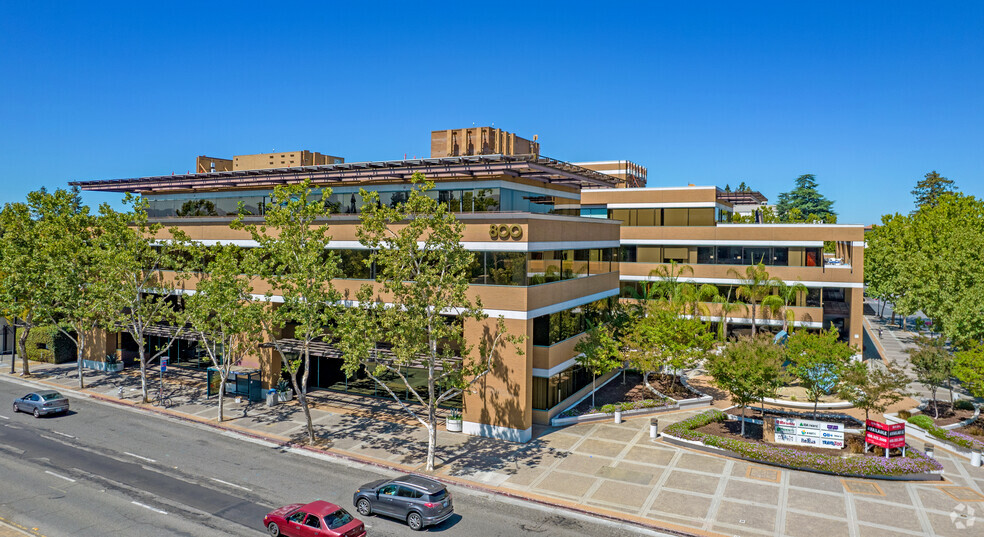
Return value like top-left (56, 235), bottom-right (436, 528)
top-left (100, 195), bottom-right (189, 403)
top-left (233, 179), bottom-right (341, 444)
top-left (31, 188), bottom-right (110, 389)
top-left (729, 263), bottom-right (780, 336)
top-left (574, 324), bottom-right (623, 409)
top-left (624, 302), bottom-right (715, 393)
top-left (864, 213), bottom-right (914, 320)
top-left (954, 343), bottom-right (984, 399)
top-left (836, 360), bottom-right (910, 422)
top-left (786, 329), bottom-right (855, 418)
top-left (0, 200), bottom-right (46, 376)
top-left (762, 281), bottom-right (808, 333)
top-left (907, 335), bottom-right (952, 418)
top-left (645, 261), bottom-right (693, 310)
top-left (705, 336), bottom-right (785, 436)
top-left (911, 170), bottom-right (956, 210)
top-left (335, 174), bottom-right (521, 472)
top-left (775, 174), bottom-right (836, 223)
top-left (180, 243), bottom-right (265, 422)
top-left (712, 288), bottom-right (746, 341)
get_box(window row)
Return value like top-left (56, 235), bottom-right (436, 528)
top-left (618, 282), bottom-right (824, 308)
top-left (532, 364), bottom-right (594, 411)
top-left (620, 246), bottom-right (824, 267)
top-left (532, 298), bottom-right (615, 346)
top-left (607, 207), bottom-right (728, 227)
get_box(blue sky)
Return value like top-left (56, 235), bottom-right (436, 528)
top-left (1, 1), bottom-right (981, 225)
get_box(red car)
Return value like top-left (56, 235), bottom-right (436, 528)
top-left (263, 500), bottom-right (366, 537)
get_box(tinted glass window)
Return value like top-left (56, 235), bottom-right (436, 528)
top-left (379, 485), bottom-right (398, 496)
top-left (427, 489), bottom-right (448, 501)
top-left (697, 247), bottom-right (714, 264)
top-left (42, 392), bottom-right (65, 400)
top-left (716, 246), bottom-right (742, 264)
top-left (304, 514), bottom-right (320, 528)
top-left (743, 247), bottom-right (771, 265)
top-left (397, 486), bottom-right (422, 498)
top-left (325, 509), bottom-right (354, 530)
top-left (287, 511), bottom-right (307, 523)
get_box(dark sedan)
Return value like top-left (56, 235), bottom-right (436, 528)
top-left (353, 474), bottom-right (453, 531)
top-left (13, 391), bottom-right (70, 418)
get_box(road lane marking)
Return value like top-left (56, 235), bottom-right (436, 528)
top-left (0, 414), bottom-right (9, 419)
top-left (131, 501), bottom-right (167, 515)
top-left (123, 451), bottom-right (157, 463)
top-left (51, 431), bottom-right (74, 439)
top-left (44, 470), bottom-right (76, 483)
top-left (209, 477), bottom-right (252, 492)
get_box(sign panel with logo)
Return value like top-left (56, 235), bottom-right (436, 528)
top-left (774, 417), bottom-right (844, 449)
top-left (865, 420), bottom-right (905, 449)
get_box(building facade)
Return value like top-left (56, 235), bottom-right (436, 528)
top-left (71, 128), bottom-right (864, 443)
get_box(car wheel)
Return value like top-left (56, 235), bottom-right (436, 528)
top-left (356, 498), bottom-right (372, 516)
top-left (33, 408), bottom-right (40, 418)
top-left (266, 521), bottom-right (281, 536)
top-left (12, 403), bottom-right (17, 414)
top-left (407, 511), bottom-right (423, 531)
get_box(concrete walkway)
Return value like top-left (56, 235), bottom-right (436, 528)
top-left (2, 357), bottom-right (982, 537)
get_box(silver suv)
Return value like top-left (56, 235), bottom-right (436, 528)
top-left (353, 475), bottom-right (453, 531)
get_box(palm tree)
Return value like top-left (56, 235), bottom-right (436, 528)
top-left (647, 261), bottom-right (694, 311)
top-left (713, 287), bottom-right (747, 340)
top-left (762, 281), bottom-right (808, 333)
top-left (728, 262), bottom-right (780, 336)
top-left (679, 282), bottom-right (719, 319)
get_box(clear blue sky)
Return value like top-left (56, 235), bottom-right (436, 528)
top-left (2, 1), bottom-right (981, 225)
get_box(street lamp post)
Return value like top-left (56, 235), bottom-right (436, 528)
top-left (10, 317), bottom-right (16, 374)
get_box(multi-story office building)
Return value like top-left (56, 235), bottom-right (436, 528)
top-left (70, 128), bottom-right (864, 442)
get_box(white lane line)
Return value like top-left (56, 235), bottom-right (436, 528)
top-left (52, 430), bottom-right (75, 439)
top-left (0, 414), bottom-right (9, 419)
top-left (44, 470), bottom-right (76, 483)
top-left (131, 501), bottom-right (167, 515)
top-left (124, 452), bottom-right (157, 463)
top-left (209, 477), bottom-right (253, 492)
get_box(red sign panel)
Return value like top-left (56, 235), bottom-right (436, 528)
top-left (865, 420), bottom-right (905, 449)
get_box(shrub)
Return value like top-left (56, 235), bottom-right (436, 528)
top-left (966, 425), bottom-right (983, 437)
top-left (954, 399), bottom-right (975, 411)
top-left (664, 410), bottom-right (942, 476)
top-left (908, 415), bottom-right (984, 451)
top-left (898, 409), bottom-right (912, 420)
top-left (25, 326), bottom-right (76, 364)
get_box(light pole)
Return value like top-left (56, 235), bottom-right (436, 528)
top-left (10, 317), bottom-right (16, 374)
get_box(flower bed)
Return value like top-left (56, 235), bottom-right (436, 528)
top-left (665, 410), bottom-right (943, 477)
top-left (907, 414), bottom-right (984, 452)
top-left (559, 398), bottom-right (669, 419)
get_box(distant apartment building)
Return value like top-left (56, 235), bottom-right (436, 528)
top-left (71, 127), bottom-right (863, 442)
top-left (196, 151), bottom-right (344, 173)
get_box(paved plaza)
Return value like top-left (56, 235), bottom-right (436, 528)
top-left (1, 308), bottom-right (982, 537)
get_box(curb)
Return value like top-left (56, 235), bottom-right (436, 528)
top-left (2, 371), bottom-right (712, 537)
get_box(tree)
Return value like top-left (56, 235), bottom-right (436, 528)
top-left (775, 174), bottom-right (836, 223)
top-left (785, 329), bottom-right (855, 418)
top-left (233, 179), bottom-right (342, 444)
top-left (623, 302), bottom-right (715, 394)
top-left (705, 336), bottom-right (785, 436)
top-left (574, 324), bottom-right (623, 409)
top-left (180, 243), bottom-right (265, 422)
top-left (336, 174), bottom-right (521, 472)
top-left (0, 200), bottom-right (46, 376)
top-left (729, 263), bottom-right (780, 336)
top-left (761, 281), bottom-right (808, 333)
top-left (864, 213), bottom-right (914, 321)
top-left (837, 360), bottom-right (910, 422)
top-left (911, 171), bottom-right (956, 211)
top-left (100, 195), bottom-right (188, 403)
top-left (908, 335), bottom-right (952, 419)
top-left (712, 288), bottom-right (746, 341)
top-left (645, 261), bottom-right (694, 310)
top-left (31, 188), bottom-right (109, 389)
top-left (954, 343), bottom-right (984, 399)
top-left (176, 199), bottom-right (218, 217)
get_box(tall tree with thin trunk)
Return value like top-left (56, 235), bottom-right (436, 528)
top-left (180, 243), bottom-right (265, 422)
top-left (336, 174), bottom-right (521, 472)
top-left (911, 170), bottom-right (956, 211)
top-left (908, 335), bottom-right (952, 419)
top-left (837, 360), bottom-right (910, 422)
top-left (762, 281), bottom-right (808, 333)
top-left (705, 335), bottom-right (785, 436)
top-left (234, 179), bottom-right (342, 444)
top-left (32, 188), bottom-right (109, 389)
top-left (575, 324), bottom-right (622, 409)
top-left (786, 329), bottom-right (855, 418)
top-left (729, 263), bottom-right (780, 336)
top-left (0, 200), bottom-right (45, 377)
top-left (100, 195), bottom-right (188, 403)
top-left (712, 287), bottom-right (746, 341)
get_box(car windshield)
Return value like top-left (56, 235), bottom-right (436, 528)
top-left (40, 392), bottom-right (65, 400)
top-left (325, 509), bottom-right (353, 530)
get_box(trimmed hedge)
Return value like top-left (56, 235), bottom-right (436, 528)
top-left (24, 326), bottom-right (76, 364)
top-left (559, 398), bottom-right (670, 418)
top-left (908, 415), bottom-right (984, 452)
top-left (665, 410), bottom-right (943, 477)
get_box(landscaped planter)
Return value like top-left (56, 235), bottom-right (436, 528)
top-left (662, 409), bottom-right (943, 481)
top-left (276, 389), bottom-right (293, 402)
top-left (446, 417), bottom-right (463, 432)
top-left (760, 397), bottom-right (854, 410)
top-left (551, 402), bottom-right (679, 427)
top-left (885, 412), bottom-right (984, 462)
top-left (82, 359), bottom-right (124, 373)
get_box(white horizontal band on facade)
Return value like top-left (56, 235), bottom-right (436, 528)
top-left (586, 186), bottom-right (716, 192)
top-left (852, 241), bottom-right (866, 247)
top-left (186, 239), bottom-right (620, 252)
top-left (619, 275), bottom-right (863, 289)
top-left (532, 356), bottom-right (579, 378)
top-left (682, 314), bottom-right (824, 329)
top-left (719, 223), bottom-right (866, 229)
top-left (462, 421), bottom-right (532, 443)
top-left (621, 239), bottom-right (824, 247)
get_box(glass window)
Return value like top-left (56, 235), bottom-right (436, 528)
top-left (716, 246), bottom-right (742, 264)
top-left (743, 247), bottom-right (772, 265)
top-left (772, 247), bottom-right (789, 266)
top-left (605, 247), bottom-right (618, 273)
top-left (588, 249), bottom-right (608, 275)
top-left (531, 365), bottom-right (595, 410)
top-left (663, 208), bottom-right (688, 226)
top-left (636, 208), bottom-right (657, 226)
top-left (662, 247), bottom-right (689, 263)
top-left (338, 250), bottom-right (372, 279)
top-left (397, 486), bottom-right (422, 498)
top-left (325, 510), bottom-right (354, 530)
top-left (304, 515), bottom-right (321, 528)
top-left (287, 511), bottom-right (307, 524)
top-left (609, 209), bottom-right (631, 226)
top-left (572, 249), bottom-right (590, 278)
top-left (688, 208), bottom-right (715, 226)
top-left (637, 246), bottom-right (662, 263)
top-left (487, 252), bottom-right (526, 286)
top-left (697, 246), bottom-right (714, 264)
top-left (805, 247), bottom-right (822, 267)
top-left (806, 288), bottom-right (822, 307)
top-left (468, 252), bottom-right (486, 284)
top-left (620, 245), bottom-right (637, 263)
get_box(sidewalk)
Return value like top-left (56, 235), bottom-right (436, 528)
top-left (3, 357), bottom-right (982, 537)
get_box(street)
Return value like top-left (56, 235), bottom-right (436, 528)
top-left (0, 376), bottom-right (664, 537)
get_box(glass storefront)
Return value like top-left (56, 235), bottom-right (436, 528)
top-left (532, 364), bottom-right (594, 410)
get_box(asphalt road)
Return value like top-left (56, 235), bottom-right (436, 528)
top-left (0, 376), bottom-right (670, 537)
